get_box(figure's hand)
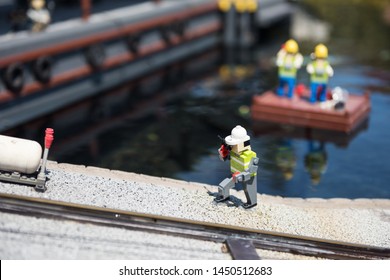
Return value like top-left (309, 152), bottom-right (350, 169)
top-left (218, 144), bottom-right (230, 161)
top-left (307, 64), bottom-right (314, 74)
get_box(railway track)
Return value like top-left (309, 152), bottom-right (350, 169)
top-left (0, 193), bottom-right (389, 260)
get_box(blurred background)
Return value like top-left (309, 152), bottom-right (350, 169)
top-left (1, 0), bottom-right (390, 199)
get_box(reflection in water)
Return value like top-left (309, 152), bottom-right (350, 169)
top-left (5, 49), bottom-right (224, 170)
top-left (266, 136), bottom-right (328, 186)
top-left (262, 135), bottom-right (329, 188)
top-left (275, 139), bottom-right (296, 181)
top-left (304, 141), bottom-right (327, 186)
top-left (219, 47), bottom-right (256, 84)
top-left (6, 49), bottom-right (257, 179)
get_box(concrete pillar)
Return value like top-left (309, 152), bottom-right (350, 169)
top-left (221, 0), bottom-right (258, 48)
top-left (249, 8), bottom-right (258, 43)
top-left (223, 6), bottom-right (237, 47)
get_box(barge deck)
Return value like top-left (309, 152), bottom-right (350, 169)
top-left (251, 91), bottom-right (371, 133)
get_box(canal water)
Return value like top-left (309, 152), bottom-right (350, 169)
top-left (7, 1), bottom-right (390, 199)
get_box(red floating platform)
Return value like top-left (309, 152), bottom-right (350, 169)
top-left (251, 91), bottom-right (371, 133)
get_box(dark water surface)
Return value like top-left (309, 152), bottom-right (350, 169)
top-left (7, 2), bottom-right (390, 198)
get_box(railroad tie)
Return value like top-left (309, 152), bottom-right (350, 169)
top-left (226, 238), bottom-right (261, 260)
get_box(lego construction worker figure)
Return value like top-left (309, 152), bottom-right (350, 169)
top-left (215, 125), bottom-right (259, 209)
top-left (27, 0), bottom-right (51, 32)
top-left (276, 39), bottom-right (303, 98)
top-left (306, 44), bottom-right (334, 103)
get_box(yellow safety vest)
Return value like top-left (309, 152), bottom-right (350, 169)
top-left (309, 60), bottom-right (330, 83)
top-left (278, 54), bottom-right (298, 78)
top-left (230, 150), bottom-right (257, 176)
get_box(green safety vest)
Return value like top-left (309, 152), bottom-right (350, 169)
top-left (230, 150), bottom-right (257, 177)
top-left (309, 60), bottom-right (330, 83)
top-left (278, 54), bottom-right (298, 78)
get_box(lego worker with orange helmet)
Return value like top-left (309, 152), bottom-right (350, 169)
top-left (307, 44), bottom-right (334, 103)
top-left (276, 39), bottom-right (303, 98)
top-left (216, 125), bottom-right (259, 209)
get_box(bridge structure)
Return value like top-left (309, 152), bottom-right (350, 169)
top-left (0, 0), bottom-right (293, 132)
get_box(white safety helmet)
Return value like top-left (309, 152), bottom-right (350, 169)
top-left (225, 125), bottom-right (250, 146)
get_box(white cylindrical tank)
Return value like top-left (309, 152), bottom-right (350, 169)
top-left (0, 135), bottom-right (42, 174)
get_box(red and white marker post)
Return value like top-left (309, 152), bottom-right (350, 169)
top-left (38, 128), bottom-right (54, 180)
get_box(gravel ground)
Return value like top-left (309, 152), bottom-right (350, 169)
top-left (0, 212), bottom-right (229, 259)
top-left (0, 161), bottom-right (389, 259)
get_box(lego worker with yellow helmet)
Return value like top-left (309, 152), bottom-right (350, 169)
top-left (216, 125), bottom-right (259, 209)
top-left (276, 39), bottom-right (303, 99)
top-left (306, 44), bottom-right (334, 103)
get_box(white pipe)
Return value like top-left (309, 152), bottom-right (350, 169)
top-left (0, 135), bottom-right (42, 174)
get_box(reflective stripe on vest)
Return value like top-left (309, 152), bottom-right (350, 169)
top-left (230, 150), bottom-right (257, 176)
top-left (310, 60), bottom-right (329, 83)
top-left (279, 54), bottom-right (298, 78)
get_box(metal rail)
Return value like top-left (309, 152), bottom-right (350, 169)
top-left (0, 193), bottom-right (388, 260)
